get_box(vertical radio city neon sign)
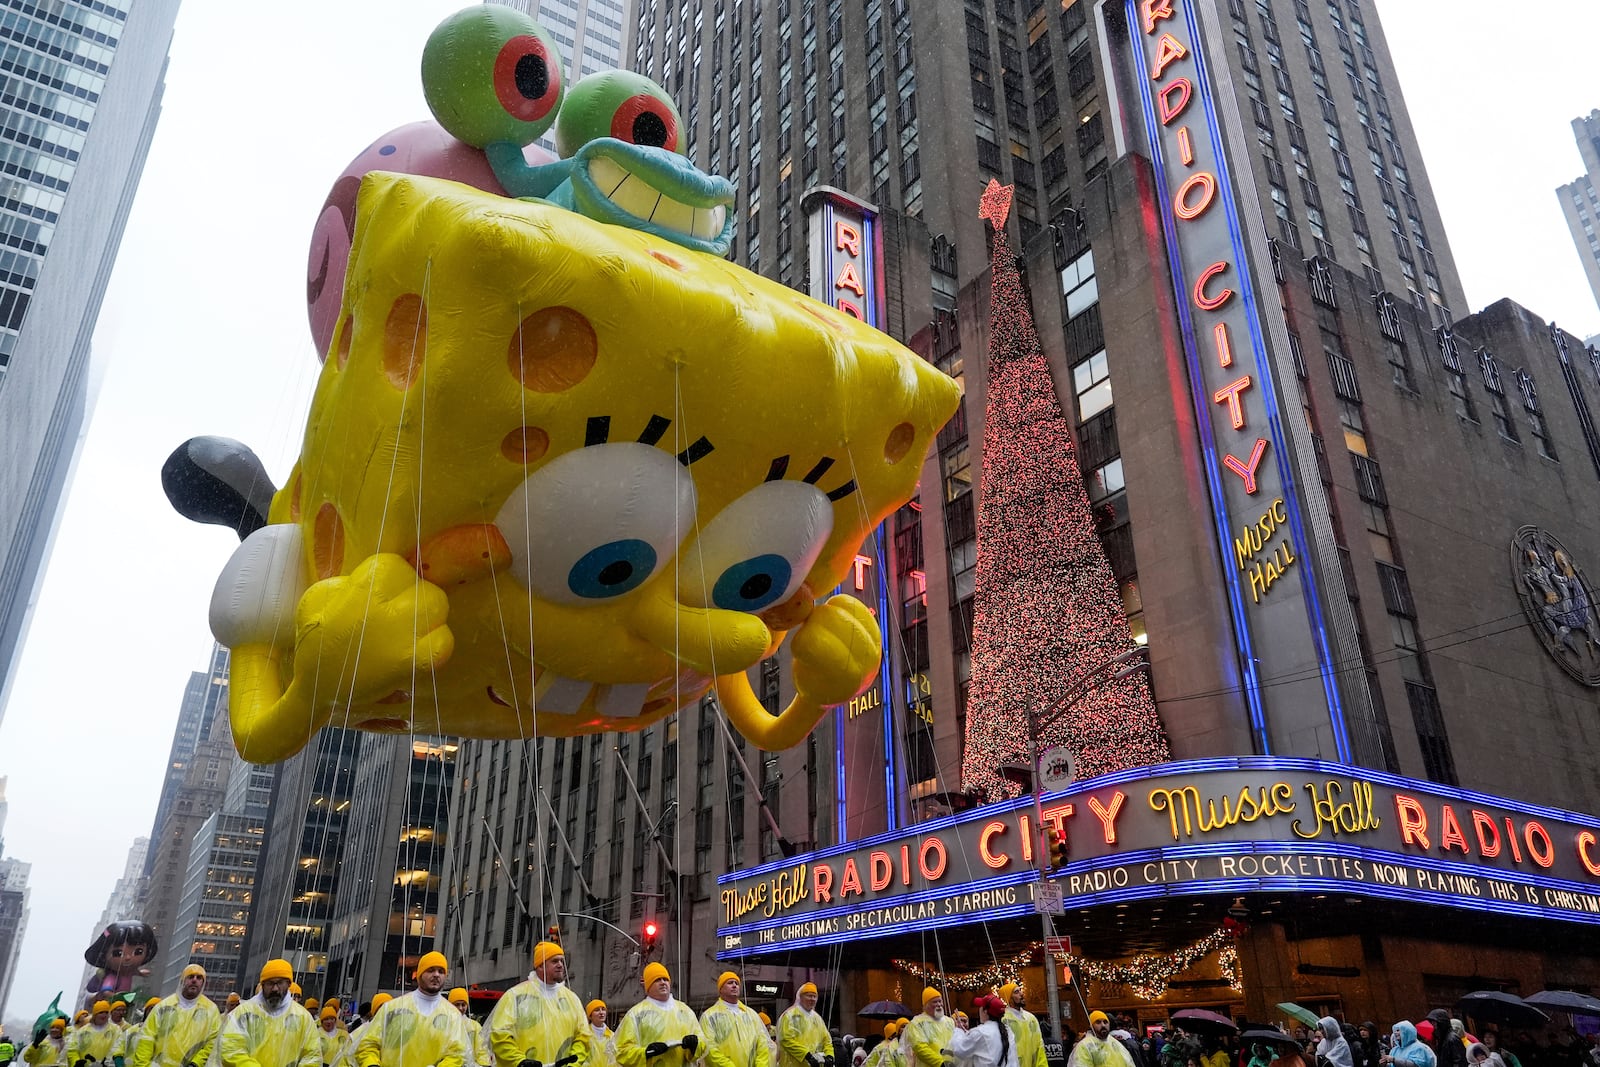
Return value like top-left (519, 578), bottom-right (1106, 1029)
top-left (822, 201), bottom-right (880, 322)
top-left (803, 187), bottom-right (899, 837)
top-left (1126, 0), bottom-right (1350, 759)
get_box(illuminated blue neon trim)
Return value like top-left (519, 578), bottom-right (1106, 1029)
top-left (854, 211), bottom-right (896, 833)
top-left (874, 525), bottom-right (899, 830)
top-left (836, 656), bottom-right (848, 845)
top-left (720, 755), bottom-right (1600, 885)
top-left (1180, 1), bottom-right (1352, 762)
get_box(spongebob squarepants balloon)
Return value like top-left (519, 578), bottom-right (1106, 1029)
top-left (164, 6), bottom-right (960, 764)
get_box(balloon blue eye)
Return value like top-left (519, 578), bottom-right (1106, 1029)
top-left (711, 554), bottom-right (793, 612)
top-left (568, 539), bottom-right (658, 598)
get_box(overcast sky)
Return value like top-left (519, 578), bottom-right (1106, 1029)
top-left (0, 0), bottom-right (1592, 1019)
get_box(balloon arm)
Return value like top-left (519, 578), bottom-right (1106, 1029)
top-left (224, 555), bottom-right (453, 763)
top-left (228, 644), bottom-right (319, 764)
top-left (713, 672), bottom-right (829, 752)
top-left (485, 142), bottom-right (572, 199)
top-left (714, 594), bottom-right (881, 749)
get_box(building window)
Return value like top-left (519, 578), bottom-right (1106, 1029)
top-left (1073, 350), bottom-right (1112, 420)
top-left (940, 439), bottom-right (972, 501)
top-left (1516, 368), bottom-right (1558, 460)
top-left (1446, 369), bottom-right (1476, 423)
top-left (1405, 682), bottom-right (1457, 785)
top-left (1308, 257), bottom-right (1337, 307)
top-left (1076, 112), bottom-right (1104, 155)
top-left (1086, 457), bottom-right (1124, 502)
top-left (977, 136), bottom-right (1001, 173)
top-left (1060, 249), bottom-right (1097, 319)
top-left (1480, 349), bottom-right (1519, 442)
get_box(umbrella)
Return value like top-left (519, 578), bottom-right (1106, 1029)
top-left (1455, 991), bottom-right (1549, 1027)
top-left (858, 1001), bottom-right (915, 1020)
top-left (1526, 991), bottom-right (1600, 1017)
top-left (1241, 1030), bottom-right (1302, 1050)
top-left (1172, 1009), bottom-right (1239, 1036)
top-left (1277, 1004), bottom-right (1321, 1029)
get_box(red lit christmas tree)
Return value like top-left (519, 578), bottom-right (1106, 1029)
top-left (960, 181), bottom-right (1169, 799)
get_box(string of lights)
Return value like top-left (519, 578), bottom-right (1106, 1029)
top-left (960, 180), bottom-right (1170, 800)
top-left (892, 924), bottom-right (1244, 1000)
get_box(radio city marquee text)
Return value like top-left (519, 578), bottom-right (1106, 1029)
top-left (720, 772), bottom-right (1600, 928)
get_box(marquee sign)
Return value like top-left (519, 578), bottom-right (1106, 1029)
top-left (1124, 0), bottom-right (1350, 757)
top-left (715, 757), bottom-right (1600, 958)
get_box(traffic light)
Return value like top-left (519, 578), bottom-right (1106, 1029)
top-left (641, 919), bottom-right (660, 954)
top-left (1045, 826), bottom-right (1070, 870)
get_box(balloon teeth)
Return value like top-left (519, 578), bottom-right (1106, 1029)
top-left (588, 157), bottom-right (727, 242)
top-left (527, 670), bottom-right (651, 718)
top-left (594, 682), bottom-right (651, 718)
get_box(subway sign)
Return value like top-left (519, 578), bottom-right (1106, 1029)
top-left (715, 757), bottom-right (1600, 957)
top-left (1125, 0), bottom-right (1350, 758)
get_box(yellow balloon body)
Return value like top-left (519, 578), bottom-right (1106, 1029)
top-left (215, 172), bottom-right (960, 763)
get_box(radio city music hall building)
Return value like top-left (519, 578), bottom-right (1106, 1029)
top-left (709, 0), bottom-right (1600, 1031)
top-left (441, 0), bottom-right (1600, 1032)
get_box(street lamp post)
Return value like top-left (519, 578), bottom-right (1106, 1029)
top-left (1026, 646), bottom-right (1149, 1043)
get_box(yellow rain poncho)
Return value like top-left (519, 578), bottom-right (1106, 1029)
top-left (218, 998), bottom-right (321, 1067)
top-left (903, 1015), bottom-right (954, 1067)
top-left (23, 1035), bottom-right (68, 1067)
top-left (486, 979), bottom-right (591, 1067)
top-left (355, 993), bottom-right (469, 1067)
top-left (614, 999), bottom-right (719, 1067)
top-left (588, 1027), bottom-right (617, 1067)
top-left (71, 1023), bottom-right (122, 1065)
top-left (463, 1019), bottom-right (491, 1067)
top-left (1065, 1034), bottom-right (1134, 1067)
top-left (699, 1002), bottom-right (769, 1067)
top-left (320, 1027), bottom-right (353, 1067)
top-left (129, 995), bottom-right (221, 1067)
top-left (862, 1039), bottom-right (903, 1067)
top-left (775, 1007), bottom-right (829, 1067)
top-left (1002, 1010), bottom-right (1045, 1067)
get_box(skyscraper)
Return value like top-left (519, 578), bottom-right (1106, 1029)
top-left (0, 0), bottom-right (182, 716)
top-left (161, 811), bottom-right (262, 998)
top-left (1557, 109), bottom-right (1600, 316)
top-left (498, 0), bottom-right (631, 84)
top-left (147, 645), bottom-right (230, 874)
top-left (319, 735), bottom-right (456, 996)
top-left (239, 727), bottom-right (358, 995)
top-left (79, 836), bottom-right (148, 998)
top-left (0, 856), bottom-right (30, 1014)
top-left (143, 714), bottom-right (232, 985)
top-left (628, 0), bottom-right (1464, 315)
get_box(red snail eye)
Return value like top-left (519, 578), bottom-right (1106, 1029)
top-left (611, 94), bottom-right (679, 151)
top-left (494, 35), bottom-right (561, 122)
